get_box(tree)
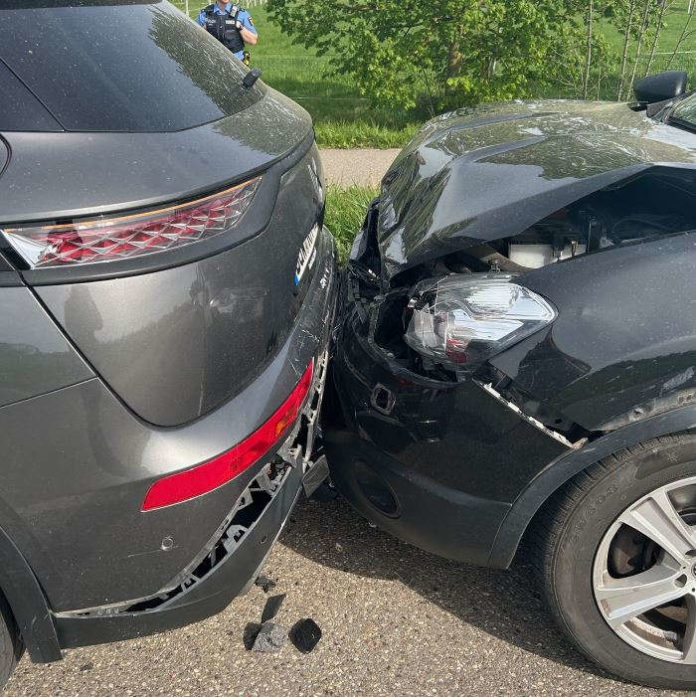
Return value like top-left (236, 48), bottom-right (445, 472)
top-left (267, 0), bottom-right (593, 113)
top-left (616, 0), bottom-right (636, 99)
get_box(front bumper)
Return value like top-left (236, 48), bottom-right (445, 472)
top-left (324, 265), bottom-right (569, 567)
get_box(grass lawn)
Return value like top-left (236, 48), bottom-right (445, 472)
top-left (324, 185), bottom-right (379, 263)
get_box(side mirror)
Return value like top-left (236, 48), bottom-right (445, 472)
top-left (633, 71), bottom-right (688, 107)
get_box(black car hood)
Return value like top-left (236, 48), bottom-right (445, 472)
top-left (378, 100), bottom-right (696, 280)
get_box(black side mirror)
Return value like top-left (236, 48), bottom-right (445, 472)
top-left (633, 71), bottom-right (688, 107)
top-left (242, 68), bottom-right (262, 89)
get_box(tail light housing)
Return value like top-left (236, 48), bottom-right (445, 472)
top-left (142, 359), bottom-right (314, 511)
top-left (1, 177), bottom-right (260, 269)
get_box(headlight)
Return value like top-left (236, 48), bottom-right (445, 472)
top-left (404, 274), bottom-right (556, 366)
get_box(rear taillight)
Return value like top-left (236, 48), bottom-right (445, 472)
top-left (1, 177), bottom-right (260, 269)
top-left (141, 359), bottom-right (314, 511)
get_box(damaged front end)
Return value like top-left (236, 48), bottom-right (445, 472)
top-left (325, 101), bottom-right (696, 566)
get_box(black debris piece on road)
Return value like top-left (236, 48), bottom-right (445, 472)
top-left (251, 621), bottom-right (288, 653)
top-left (261, 593), bottom-right (287, 623)
top-left (289, 618), bottom-right (322, 654)
top-left (254, 575), bottom-right (277, 593)
top-left (242, 622), bottom-right (262, 650)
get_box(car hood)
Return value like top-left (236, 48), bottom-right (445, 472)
top-left (378, 100), bottom-right (696, 280)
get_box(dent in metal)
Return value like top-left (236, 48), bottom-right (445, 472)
top-left (377, 100), bottom-right (696, 280)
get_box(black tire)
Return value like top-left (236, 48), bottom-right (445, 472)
top-left (534, 433), bottom-right (696, 690)
top-left (0, 593), bottom-right (23, 689)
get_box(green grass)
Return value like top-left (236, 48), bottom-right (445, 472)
top-left (324, 185), bottom-right (379, 263)
top-left (598, 1), bottom-right (696, 86)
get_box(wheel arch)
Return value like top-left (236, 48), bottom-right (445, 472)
top-left (0, 523), bottom-right (61, 663)
top-left (488, 403), bottom-right (696, 569)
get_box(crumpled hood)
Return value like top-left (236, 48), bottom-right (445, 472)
top-left (378, 100), bottom-right (696, 280)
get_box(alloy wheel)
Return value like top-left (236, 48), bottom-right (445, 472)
top-left (593, 476), bottom-right (696, 663)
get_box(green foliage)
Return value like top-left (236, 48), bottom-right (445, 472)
top-left (324, 185), bottom-right (379, 263)
top-left (267, 0), bottom-right (608, 112)
top-left (242, 6), bottom-right (420, 147)
top-left (266, 0), bottom-right (692, 113)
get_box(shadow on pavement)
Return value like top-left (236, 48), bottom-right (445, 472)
top-left (280, 495), bottom-right (612, 680)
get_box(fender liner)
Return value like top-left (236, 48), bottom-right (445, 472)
top-left (0, 525), bottom-right (60, 663)
top-left (488, 404), bottom-right (696, 569)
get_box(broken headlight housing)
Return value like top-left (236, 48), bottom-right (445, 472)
top-left (404, 274), bottom-right (556, 367)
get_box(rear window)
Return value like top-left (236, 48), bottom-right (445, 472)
top-left (0, 61), bottom-right (62, 131)
top-left (0, 1), bottom-right (263, 132)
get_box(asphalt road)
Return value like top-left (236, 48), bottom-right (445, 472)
top-left (5, 496), bottom-right (685, 696)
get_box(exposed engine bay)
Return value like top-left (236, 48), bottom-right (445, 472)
top-left (348, 167), bottom-right (696, 408)
top-left (437, 168), bottom-right (696, 275)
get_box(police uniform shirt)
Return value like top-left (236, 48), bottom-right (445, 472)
top-left (197, 3), bottom-right (257, 60)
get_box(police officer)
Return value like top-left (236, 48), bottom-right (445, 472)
top-left (197, 1), bottom-right (258, 62)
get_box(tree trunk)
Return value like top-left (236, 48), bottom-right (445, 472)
top-left (646, 0), bottom-right (670, 74)
top-left (447, 39), bottom-right (462, 79)
top-left (628, 0), bottom-right (652, 94)
top-left (618, 0), bottom-right (636, 101)
top-left (583, 0), bottom-right (593, 99)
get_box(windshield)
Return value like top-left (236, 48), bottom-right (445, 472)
top-left (0, 2), bottom-right (263, 132)
top-left (671, 93), bottom-right (696, 129)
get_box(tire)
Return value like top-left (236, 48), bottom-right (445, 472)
top-left (0, 593), bottom-right (23, 689)
top-left (534, 433), bottom-right (696, 690)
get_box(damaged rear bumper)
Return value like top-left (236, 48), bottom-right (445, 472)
top-left (54, 350), bottom-right (329, 649)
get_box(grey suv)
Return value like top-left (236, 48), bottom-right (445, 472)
top-left (0, 0), bottom-right (335, 686)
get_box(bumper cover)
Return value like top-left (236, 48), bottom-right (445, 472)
top-left (324, 267), bottom-right (567, 567)
top-left (52, 341), bottom-right (329, 648)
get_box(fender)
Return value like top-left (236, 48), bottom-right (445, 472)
top-left (0, 524), bottom-right (61, 662)
top-left (488, 403), bottom-right (696, 569)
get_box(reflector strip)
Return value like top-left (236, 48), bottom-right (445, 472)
top-left (142, 359), bottom-right (314, 511)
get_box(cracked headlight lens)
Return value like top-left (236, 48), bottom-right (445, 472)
top-left (404, 274), bottom-right (556, 366)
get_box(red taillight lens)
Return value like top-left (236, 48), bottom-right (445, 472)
top-left (141, 359), bottom-right (314, 512)
top-left (2, 177), bottom-right (260, 269)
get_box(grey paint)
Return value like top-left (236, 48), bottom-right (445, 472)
top-left (377, 100), bottom-right (696, 279)
top-left (0, 228), bottom-right (335, 612)
top-left (0, 286), bottom-right (93, 407)
top-left (0, 2), bottom-right (263, 132)
top-left (0, 0), bottom-right (336, 664)
top-left (37, 146), bottom-right (325, 426)
top-left (0, 87), bottom-right (312, 223)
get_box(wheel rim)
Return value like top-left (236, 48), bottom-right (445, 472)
top-left (593, 475), bottom-right (696, 663)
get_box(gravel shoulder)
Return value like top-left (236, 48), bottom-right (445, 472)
top-left (5, 497), bottom-right (677, 697)
top-left (320, 148), bottom-right (400, 187)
